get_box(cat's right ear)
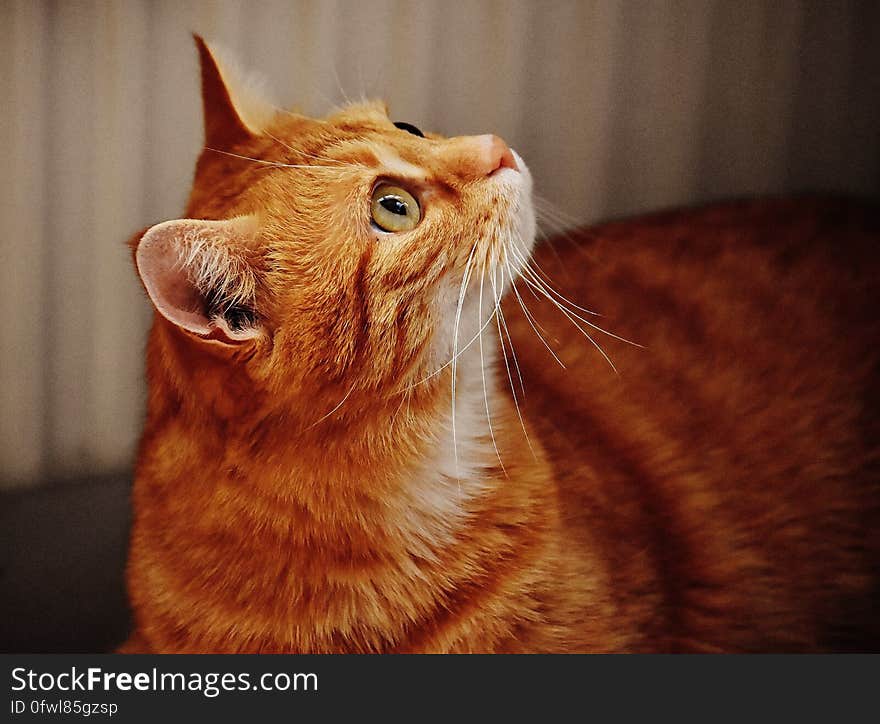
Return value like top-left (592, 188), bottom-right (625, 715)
top-left (134, 216), bottom-right (264, 346)
top-left (193, 34), bottom-right (276, 150)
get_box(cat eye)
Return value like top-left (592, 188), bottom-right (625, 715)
top-left (393, 121), bottom-right (424, 138)
top-left (371, 184), bottom-right (421, 233)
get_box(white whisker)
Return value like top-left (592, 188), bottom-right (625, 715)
top-left (451, 241), bottom-right (479, 483)
top-left (399, 309), bottom-right (497, 393)
top-left (519, 274), bottom-right (619, 374)
top-left (204, 147), bottom-right (345, 171)
top-left (504, 252), bottom-right (566, 369)
top-left (491, 256), bottom-right (534, 458)
top-left (263, 130), bottom-right (354, 167)
top-left (307, 386), bottom-right (355, 429)
top-left (517, 272), bottom-right (642, 350)
top-left (478, 262), bottom-right (506, 475)
top-left (507, 241), bottom-right (601, 317)
top-left (389, 387), bottom-right (409, 430)
top-left (333, 64), bottom-right (352, 106)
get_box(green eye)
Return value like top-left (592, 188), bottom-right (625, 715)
top-left (371, 184), bottom-right (421, 232)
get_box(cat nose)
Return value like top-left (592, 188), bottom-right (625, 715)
top-left (480, 133), bottom-right (518, 176)
top-left (478, 134), bottom-right (518, 175)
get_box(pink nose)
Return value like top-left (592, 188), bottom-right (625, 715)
top-left (477, 134), bottom-right (518, 175)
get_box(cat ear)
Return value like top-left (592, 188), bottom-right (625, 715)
top-left (135, 216), bottom-right (264, 345)
top-left (193, 34), bottom-right (277, 149)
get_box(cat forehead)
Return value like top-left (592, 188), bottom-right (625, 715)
top-left (261, 116), bottom-right (443, 184)
top-left (266, 105), bottom-right (436, 159)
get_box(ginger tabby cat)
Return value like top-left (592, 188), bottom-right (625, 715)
top-left (120, 37), bottom-right (879, 653)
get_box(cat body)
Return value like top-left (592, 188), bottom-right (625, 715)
top-left (505, 197), bottom-right (880, 651)
top-left (121, 38), bottom-right (879, 653)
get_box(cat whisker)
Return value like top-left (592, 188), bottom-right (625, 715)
top-left (364, 62), bottom-right (384, 105)
top-left (356, 62), bottom-right (370, 106)
top-left (399, 309), bottom-right (497, 394)
top-left (331, 62), bottom-right (353, 107)
top-left (204, 147), bottom-right (345, 171)
top-left (500, 232), bottom-right (626, 373)
top-left (517, 271), bottom-right (642, 350)
top-left (531, 206), bottom-right (577, 282)
top-left (533, 198), bottom-right (596, 254)
top-left (533, 198), bottom-right (590, 240)
top-left (502, 249), bottom-right (566, 369)
top-left (535, 214), bottom-right (578, 239)
top-left (522, 237), bottom-right (585, 309)
top-left (495, 267), bottom-right (525, 397)
top-left (533, 194), bottom-right (584, 228)
top-left (263, 131), bottom-right (353, 167)
top-left (534, 221), bottom-right (587, 256)
top-left (490, 254), bottom-right (535, 458)
top-left (531, 226), bottom-right (569, 273)
top-left (514, 222), bottom-right (573, 289)
top-left (478, 262), bottom-right (507, 476)
top-left (534, 223), bottom-right (591, 261)
top-left (507, 241), bottom-right (601, 317)
top-left (510, 239), bottom-right (642, 347)
top-left (306, 385), bottom-right (355, 429)
top-left (451, 241), bottom-right (480, 482)
top-left (389, 388), bottom-right (407, 428)
top-left (518, 273), bottom-right (620, 375)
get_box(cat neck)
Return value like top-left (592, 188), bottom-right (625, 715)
top-left (143, 321), bottom-right (517, 532)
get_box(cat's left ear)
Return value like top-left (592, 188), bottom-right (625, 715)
top-left (193, 34), bottom-right (277, 150)
top-left (134, 216), bottom-right (265, 345)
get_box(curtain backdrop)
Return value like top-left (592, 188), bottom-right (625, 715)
top-left (2, 0), bottom-right (878, 488)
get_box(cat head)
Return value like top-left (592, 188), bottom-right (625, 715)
top-left (134, 36), bottom-right (535, 408)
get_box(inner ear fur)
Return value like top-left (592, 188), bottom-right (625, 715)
top-left (135, 216), bottom-right (264, 344)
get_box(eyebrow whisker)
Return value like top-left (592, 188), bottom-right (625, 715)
top-left (204, 147), bottom-right (346, 171)
top-left (263, 131), bottom-right (354, 167)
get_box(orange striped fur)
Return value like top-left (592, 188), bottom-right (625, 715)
top-left (120, 38), bottom-right (879, 653)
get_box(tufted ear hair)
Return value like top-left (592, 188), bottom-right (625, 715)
top-left (134, 216), bottom-right (264, 345)
top-left (193, 33), bottom-right (277, 149)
